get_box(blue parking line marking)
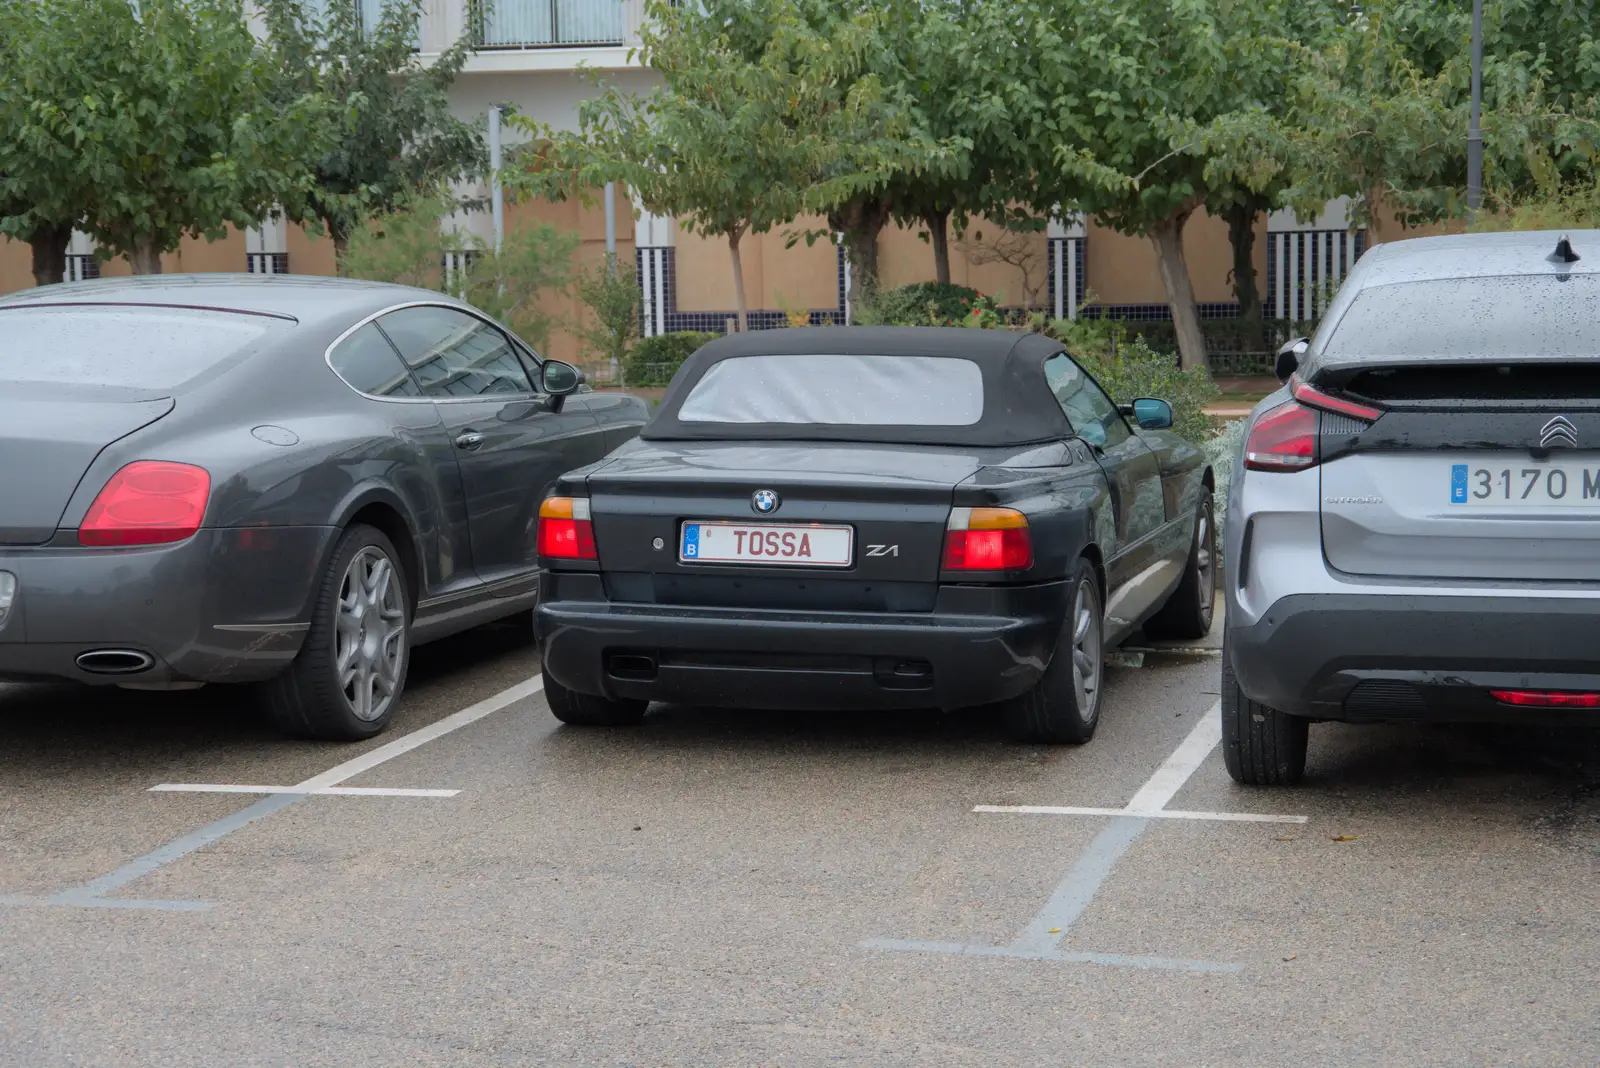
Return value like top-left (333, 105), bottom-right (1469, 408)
top-left (859, 938), bottom-right (1241, 975)
top-left (68, 793), bottom-right (302, 900)
top-left (0, 894), bottom-right (212, 912)
top-left (1008, 815), bottom-right (1150, 953)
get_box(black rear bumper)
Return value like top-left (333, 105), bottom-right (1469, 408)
top-left (536, 573), bottom-right (1070, 711)
top-left (1230, 593), bottom-right (1600, 723)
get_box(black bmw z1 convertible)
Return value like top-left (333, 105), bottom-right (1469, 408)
top-left (534, 327), bottom-right (1215, 743)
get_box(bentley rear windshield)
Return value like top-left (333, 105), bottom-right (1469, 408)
top-left (675, 353), bottom-right (984, 426)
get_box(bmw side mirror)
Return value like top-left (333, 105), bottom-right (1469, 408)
top-left (1131, 397), bottom-right (1173, 430)
top-left (1275, 338), bottom-right (1309, 382)
top-left (540, 360), bottom-right (583, 396)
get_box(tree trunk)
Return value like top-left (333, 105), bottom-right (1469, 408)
top-left (29, 223), bottom-right (72, 286)
top-left (924, 208), bottom-right (951, 285)
top-left (1223, 201), bottom-right (1261, 324)
top-left (728, 228), bottom-right (748, 332)
top-left (129, 241), bottom-right (164, 275)
top-left (1366, 185), bottom-right (1387, 245)
top-left (332, 228), bottom-right (350, 261)
top-left (830, 195), bottom-right (890, 321)
top-left (1148, 210), bottom-right (1207, 371)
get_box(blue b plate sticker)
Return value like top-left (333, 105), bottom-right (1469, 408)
top-left (1450, 464), bottom-right (1468, 504)
top-left (681, 523), bottom-right (701, 558)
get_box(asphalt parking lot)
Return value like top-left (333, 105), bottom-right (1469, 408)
top-left (2, 615), bottom-right (1598, 1066)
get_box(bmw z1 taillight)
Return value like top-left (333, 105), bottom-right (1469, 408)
top-left (942, 507), bottom-right (1032, 571)
top-left (79, 461), bottom-right (211, 547)
top-left (538, 496), bottom-right (598, 560)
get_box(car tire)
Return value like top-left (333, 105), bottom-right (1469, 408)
top-left (1143, 490), bottom-right (1216, 642)
top-left (1005, 558), bottom-right (1103, 745)
top-left (259, 524), bottom-right (411, 741)
top-left (1221, 639), bottom-right (1308, 785)
top-left (543, 667), bottom-right (647, 727)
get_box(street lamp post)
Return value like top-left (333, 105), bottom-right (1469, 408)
top-left (1466, 0), bottom-right (1484, 216)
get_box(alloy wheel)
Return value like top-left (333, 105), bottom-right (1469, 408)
top-left (1070, 578), bottom-right (1102, 721)
top-left (334, 546), bottom-right (407, 722)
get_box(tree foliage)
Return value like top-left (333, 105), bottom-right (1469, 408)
top-left (258, 0), bottom-right (488, 254)
top-left (510, 0), bottom-right (936, 330)
top-left (572, 254), bottom-right (642, 381)
top-left (0, 0), bottom-right (328, 274)
top-left (340, 189), bottom-right (578, 349)
top-left (1021, 0), bottom-right (1299, 368)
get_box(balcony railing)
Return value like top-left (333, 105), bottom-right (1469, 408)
top-left (476, 0), bottom-right (624, 47)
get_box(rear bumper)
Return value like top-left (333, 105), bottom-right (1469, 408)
top-left (536, 573), bottom-right (1070, 711)
top-left (1230, 593), bottom-right (1600, 722)
top-left (0, 526), bottom-right (331, 686)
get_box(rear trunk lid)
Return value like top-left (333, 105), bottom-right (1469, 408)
top-left (1315, 362), bottom-right (1600, 581)
top-left (0, 384), bottom-right (175, 545)
top-left (585, 440), bottom-right (976, 612)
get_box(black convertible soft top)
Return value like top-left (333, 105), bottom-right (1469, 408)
top-left (640, 327), bottom-right (1073, 447)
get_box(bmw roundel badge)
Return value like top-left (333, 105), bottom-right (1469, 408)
top-left (751, 489), bottom-right (780, 514)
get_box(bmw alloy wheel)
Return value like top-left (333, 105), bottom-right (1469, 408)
top-left (1070, 577), bottom-right (1102, 721)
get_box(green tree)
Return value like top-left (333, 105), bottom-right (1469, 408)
top-left (0, 0), bottom-right (85, 285)
top-left (1024, 0), bottom-right (1301, 369)
top-left (511, 0), bottom-right (918, 330)
top-left (1197, 1), bottom-right (1599, 250)
top-left (259, 0), bottom-right (488, 256)
top-left (0, 0), bottom-right (327, 275)
top-left (882, 0), bottom-right (1043, 287)
top-left (340, 189), bottom-right (578, 348)
top-left (573, 254), bottom-right (641, 383)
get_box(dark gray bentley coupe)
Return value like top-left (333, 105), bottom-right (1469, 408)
top-left (535, 327), bottom-right (1214, 743)
top-left (0, 275), bottom-right (646, 739)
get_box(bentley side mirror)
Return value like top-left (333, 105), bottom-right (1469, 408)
top-left (1275, 338), bottom-right (1309, 382)
top-left (540, 360), bottom-right (583, 396)
top-left (1130, 397), bottom-right (1173, 430)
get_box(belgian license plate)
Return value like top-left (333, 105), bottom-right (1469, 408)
top-left (1450, 461), bottom-right (1600, 506)
top-left (679, 521), bottom-right (853, 567)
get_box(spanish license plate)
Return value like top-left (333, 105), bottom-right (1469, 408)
top-left (1449, 460), bottom-right (1600, 506)
top-left (679, 521), bottom-right (854, 567)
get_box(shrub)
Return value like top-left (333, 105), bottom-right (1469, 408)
top-left (1027, 317), bottom-right (1221, 444)
top-left (624, 331), bottom-right (719, 386)
top-left (573, 254), bottom-right (641, 381)
top-left (857, 281), bottom-right (982, 325)
top-left (1206, 418), bottom-right (1248, 544)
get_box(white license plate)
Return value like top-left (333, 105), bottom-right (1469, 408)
top-left (679, 521), bottom-right (853, 567)
top-left (1449, 461), bottom-right (1600, 506)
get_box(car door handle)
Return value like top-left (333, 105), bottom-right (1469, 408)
top-left (454, 431), bottom-right (484, 451)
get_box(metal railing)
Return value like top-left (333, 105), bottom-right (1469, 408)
top-left (475, 0), bottom-right (624, 47)
top-left (247, 253), bottom-right (289, 275)
top-left (65, 255), bottom-right (100, 282)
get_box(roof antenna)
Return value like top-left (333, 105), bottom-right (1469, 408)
top-left (1548, 235), bottom-right (1581, 264)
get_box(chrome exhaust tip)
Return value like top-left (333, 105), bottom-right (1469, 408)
top-left (75, 649), bottom-right (156, 675)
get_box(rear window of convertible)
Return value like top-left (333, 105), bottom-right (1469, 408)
top-left (676, 353), bottom-right (983, 425)
top-left (0, 305), bottom-right (275, 389)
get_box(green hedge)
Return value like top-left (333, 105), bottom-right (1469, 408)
top-left (624, 331), bottom-right (719, 386)
top-left (857, 282), bottom-right (983, 325)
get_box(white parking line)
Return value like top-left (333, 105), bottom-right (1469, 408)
top-left (1, 675), bottom-right (545, 911)
top-left (149, 784), bottom-right (461, 798)
top-left (870, 702), bottom-right (1305, 971)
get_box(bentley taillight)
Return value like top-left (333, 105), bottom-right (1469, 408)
top-left (79, 461), bottom-right (211, 547)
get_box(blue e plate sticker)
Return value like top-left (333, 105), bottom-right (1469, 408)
top-left (681, 523), bottom-right (701, 558)
top-left (1451, 464), bottom-right (1468, 504)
